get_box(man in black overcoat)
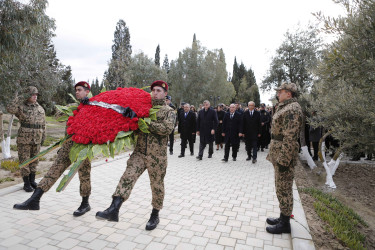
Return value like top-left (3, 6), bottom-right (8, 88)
top-left (241, 101), bottom-right (261, 163)
top-left (178, 103), bottom-right (196, 157)
top-left (222, 104), bottom-right (242, 162)
top-left (259, 103), bottom-right (271, 151)
top-left (196, 100), bottom-right (219, 160)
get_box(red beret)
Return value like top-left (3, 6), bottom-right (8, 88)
top-left (75, 81), bottom-right (91, 90)
top-left (151, 80), bottom-right (168, 91)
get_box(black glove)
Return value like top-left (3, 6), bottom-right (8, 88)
top-left (122, 107), bottom-right (137, 119)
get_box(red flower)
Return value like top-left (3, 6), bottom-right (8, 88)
top-left (67, 87), bottom-right (152, 144)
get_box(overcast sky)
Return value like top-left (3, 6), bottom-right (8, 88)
top-left (45, 0), bottom-right (345, 104)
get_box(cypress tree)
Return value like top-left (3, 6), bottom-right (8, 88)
top-left (155, 44), bottom-right (160, 67)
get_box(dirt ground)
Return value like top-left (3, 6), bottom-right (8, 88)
top-left (295, 158), bottom-right (375, 249)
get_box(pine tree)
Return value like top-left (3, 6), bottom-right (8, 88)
top-left (162, 54), bottom-right (170, 74)
top-left (155, 44), bottom-right (160, 67)
top-left (104, 19), bottom-right (132, 89)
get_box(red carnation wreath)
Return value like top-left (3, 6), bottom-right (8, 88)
top-left (66, 87), bottom-right (152, 144)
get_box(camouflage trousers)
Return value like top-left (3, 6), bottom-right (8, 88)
top-left (274, 162), bottom-right (295, 216)
top-left (37, 139), bottom-right (91, 197)
top-left (18, 143), bottom-right (41, 177)
top-left (113, 151), bottom-right (167, 210)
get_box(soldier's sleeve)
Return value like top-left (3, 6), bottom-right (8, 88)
top-left (148, 107), bottom-right (176, 136)
top-left (276, 108), bottom-right (302, 167)
top-left (6, 94), bottom-right (21, 117)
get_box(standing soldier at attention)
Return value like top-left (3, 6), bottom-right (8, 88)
top-left (7, 86), bottom-right (46, 192)
top-left (13, 82), bottom-right (92, 217)
top-left (265, 82), bottom-right (303, 234)
top-left (96, 80), bottom-right (175, 231)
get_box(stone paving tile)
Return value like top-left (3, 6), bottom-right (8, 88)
top-left (0, 140), bottom-right (303, 249)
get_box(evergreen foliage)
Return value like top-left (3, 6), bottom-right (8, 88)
top-left (103, 19), bottom-right (132, 89)
top-left (155, 44), bottom-right (160, 67)
top-left (168, 35), bottom-right (235, 106)
top-left (310, 0), bottom-right (375, 155)
top-left (0, 0), bottom-right (71, 114)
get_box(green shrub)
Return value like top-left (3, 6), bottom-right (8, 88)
top-left (10, 144), bottom-right (18, 151)
top-left (0, 146), bottom-right (2, 153)
top-left (0, 177), bottom-right (15, 184)
top-left (299, 187), bottom-right (368, 249)
top-left (1, 160), bottom-right (20, 173)
top-left (3, 120), bottom-right (8, 124)
top-left (11, 134), bottom-right (17, 139)
top-left (39, 157), bottom-right (47, 161)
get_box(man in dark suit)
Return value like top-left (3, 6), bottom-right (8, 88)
top-left (196, 100), bottom-right (219, 160)
top-left (241, 101), bottom-right (261, 163)
top-left (166, 96), bottom-right (176, 155)
top-left (178, 103), bottom-right (196, 157)
top-left (222, 104), bottom-right (242, 162)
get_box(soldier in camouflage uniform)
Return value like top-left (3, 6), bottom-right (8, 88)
top-left (96, 80), bottom-right (175, 231)
top-left (265, 82), bottom-right (303, 234)
top-left (13, 82), bottom-right (92, 217)
top-left (7, 86), bottom-right (46, 192)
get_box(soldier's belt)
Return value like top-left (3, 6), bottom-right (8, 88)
top-left (21, 123), bottom-right (45, 129)
top-left (271, 134), bottom-right (284, 141)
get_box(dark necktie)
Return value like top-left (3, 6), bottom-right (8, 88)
top-left (230, 114), bottom-right (233, 119)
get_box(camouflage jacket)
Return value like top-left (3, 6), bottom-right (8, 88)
top-left (266, 98), bottom-right (302, 167)
top-left (7, 96), bottom-right (46, 145)
top-left (133, 99), bottom-right (176, 156)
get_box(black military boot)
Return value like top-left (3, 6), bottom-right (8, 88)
top-left (95, 196), bottom-right (124, 222)
top-left (145, 208), bottom-right (160, 231)
top-left (73, 196), bottom-right (91, 216)
top-left (14, 188), bottom-right (44, 210)
top-left (22, 176), bottom-right (34, 192)
top-left (266, 213), bottom-right (291, 234)
top-left (266, 213), bottom-right (281, 225)
top-left (29, 173), bottom-right (37, 189)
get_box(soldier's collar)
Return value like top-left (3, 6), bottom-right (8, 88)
top-left (279, 98), bottom-right (297, 107)
top-left (152, 98), bottom-right (165, 107)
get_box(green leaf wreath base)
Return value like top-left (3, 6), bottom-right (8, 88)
top-left (55, 105), bottom-right (161, 192)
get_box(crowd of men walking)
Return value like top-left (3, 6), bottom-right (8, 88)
top-left (168, 98), bottom-right (272, 164)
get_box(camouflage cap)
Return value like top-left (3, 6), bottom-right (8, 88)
top-left (23, 86), bottom-right (39, 97)
top-left (274, 82), bottom-right (298, 93)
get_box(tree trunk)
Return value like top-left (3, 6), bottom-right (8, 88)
top-left (1, 114), bottom-right (14, 159)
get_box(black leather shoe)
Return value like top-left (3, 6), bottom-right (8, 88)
top-left (266, 214), bottom-right (291, 234)
top-left (96, 196), bottom-right (124, 222)
top-left (145, 209), bottom-right (160, 231)
top-left (252, 159), bottom-right (257, 163)
top-left (196, 156), bottom-right (202, 160)
top-left (208, 154), bottom-right (212, 158)
top-left (22, 176), bottom-right (34, 192)
top-left (190, 152), bottom-right (194, 156)
top-left (246, 157), bottom-right (251, 161)
top-left (178, 154), bottom-right (184, 158)
top-left (261, 148), bottom-right (264, 152)
top-left (221, 158), bottom-right (228, 162)
top-left (14, 188), bottom-right (44, 210)
top-left (170, 151), bottom-right (173, 155)
top-left (266, 213), bottom-right (281, 225)
top-left (233, 158), bottom-right (236, 161)
top-left (73, 196), bottom-right (91, 216)
top-left (29, 173), bottom-right (37, 189)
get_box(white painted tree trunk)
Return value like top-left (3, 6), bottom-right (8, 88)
top-left (301, 145), bottom-right (317, 169)
top-left (1, 115), bottom-right (14, 159)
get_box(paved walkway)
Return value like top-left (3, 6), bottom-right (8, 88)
top-left (0, 140), bottom-right (312, 250)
